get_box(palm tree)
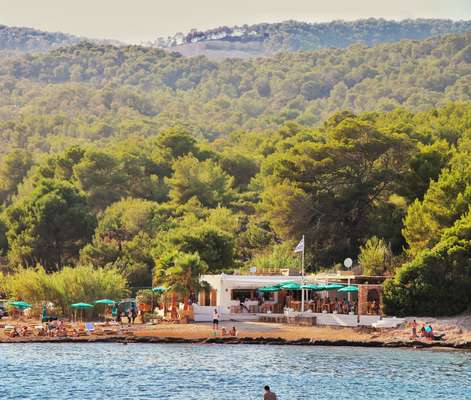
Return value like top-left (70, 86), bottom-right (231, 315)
top-left (155, 251), bottom-right (208, 319)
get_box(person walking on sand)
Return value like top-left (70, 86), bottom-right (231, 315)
top-left (212, 309), bottom-right (219, 330)
top-left (264, 385), bottom-right (277, 400)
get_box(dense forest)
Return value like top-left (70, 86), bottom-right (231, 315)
top-left (0, 103), bottom-right (470, 316)
top-left (0, 32), bottom-right (471, 158)
top-left (0, 24), bottom-right (470, 317)
top-left (154, 19), bottom-right (471, 59)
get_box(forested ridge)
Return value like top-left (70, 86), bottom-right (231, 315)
top-left (0, 32), bottom-right (470, 157)
top-left (155, 18), bottom-right (471, 58)
top-left (0, 24), bottom-right (81, 53)
top-left (0, 26), bottom-right (470, 316)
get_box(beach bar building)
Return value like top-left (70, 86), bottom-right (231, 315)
top-left (193, 272), bottom-right (393, 327)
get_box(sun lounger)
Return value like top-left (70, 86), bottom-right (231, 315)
top-left (4, 325), bottom-right (14, 335)
top-left (85, 323), bottom-right (95, 335)
top-left (103, 326), bottom-right (119, 335)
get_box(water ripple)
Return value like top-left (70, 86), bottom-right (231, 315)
top-left (0, 343), bottom-right (470, 399)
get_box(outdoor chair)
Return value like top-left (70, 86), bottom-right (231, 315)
top-left (85, 323), bottom-right (95, 335)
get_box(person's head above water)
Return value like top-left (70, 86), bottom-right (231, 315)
top-left (264, 386), bottom-right (270, 392)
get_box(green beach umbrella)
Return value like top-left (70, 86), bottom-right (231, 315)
top-left (280, 282), bottom-right (302, 290)
top-left (258, 286), bottom-right (280, 293)
top-left (9, 300), bottom-right (32, 309)
top-left (70, 302), bottom-right (94, 309)
top-left (301, 284), bottom-right (326, 291)
top-left (323, 283), bottom-right (345, 290)
top-left (95, 299), bottom-right (116, 305)
top-left (338, 285), bottom-right (358, 293)
top-left (71, 302), bottom-right (93, 322)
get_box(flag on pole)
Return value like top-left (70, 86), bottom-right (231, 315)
top-left (294, 236), bottom-right (304, 253)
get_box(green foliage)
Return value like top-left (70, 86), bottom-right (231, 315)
top-left (80, 198), bottom-right (170, 287)
top-left (358, 237), bottom-right (393, 276)
top-left (5, 179), bottom-right (96, 270)
top-left (1, 24), bottom-right (470, 315)
top-left (0, 25), bottom-right (80, 52)
top-left (166, 154), bottom-right (234, 208)
top-left (0, 33), bottom-right (471, 154)
top-left (0, 149), bottom-right (33, 205)
top-left (2, 265), bottom-right (128, 314)
top-left (158, 224), bottom-right (234, 273)
top-left (135, 288), bottom-right (161, 306)
top-left (0, 215), bottom-right (7, 256)
top-left (155, 127), bottom-right (199, 159)
top-left (154, 251), bottom-right (208, 298)
top-left (251, 242), bottom-right (300, 272)
top-left (157, 19), bottom-right (471, 57)
top-left (261, 116), bottom-right (412, 266)
top-left (402, 150), bottom-right (471, 256)
top-left (384, 211), bottom-right (471, 316)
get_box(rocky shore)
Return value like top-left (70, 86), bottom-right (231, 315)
top-left (2, 334), bottom-right (471, 350)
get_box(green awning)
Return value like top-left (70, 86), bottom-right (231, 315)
top-left (70, 302), bottom-right (94, 309)
top-left (95, 299), bottom-right (116, 305)
top-left (338, 285), bottom-right (358, 293)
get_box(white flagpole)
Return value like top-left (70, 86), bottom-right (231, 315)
top-left (301, 235), bottom-right (305, 313)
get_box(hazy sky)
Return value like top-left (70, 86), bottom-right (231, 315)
top-left (1, 0), bottom-right (470, 43)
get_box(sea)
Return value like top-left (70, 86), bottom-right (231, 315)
top-left (0, 343), bottom-right (469, 399)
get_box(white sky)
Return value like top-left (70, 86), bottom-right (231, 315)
top-left (0, 0), bottom-right (470, 44)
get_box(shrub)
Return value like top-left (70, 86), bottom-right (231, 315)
top-left (3, 265), bottom-right (128, 315)
top-left (383, 212), bottom-right (471, 316)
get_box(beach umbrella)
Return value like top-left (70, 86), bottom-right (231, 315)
top-left (95, 299), bottom-right (115, 322)
top-left (301, 284), bottom-right (326, 291)
top-left (71, 303), bottom-right (94, 309)
top-left (338, 285), bottom-right (358, 293)
top-left (323, 283), bottom-right (345, 290)
top-left (94, 299), bottom-right (116, 305)
top-left (71, 303), bottom-right (93, 322)
top-left (275, 281), bottom-right (298, 288)
top-left (258, 286), bottom-right (280, 292)
top-left (280, 282), bottom-right (302, 290)
top-left (9, 300), bottom-right (32, 309)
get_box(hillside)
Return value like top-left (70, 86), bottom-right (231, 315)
top-left (153, 19), bottom-right (471, 59)
top-left (0, 24), bottom-right (124, 53)
top-left (0, 31), bottom-right (470, 155)
top-left (0, 24), bottom-right (81, 52)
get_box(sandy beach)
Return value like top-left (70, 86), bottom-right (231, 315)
top-left (2, 317), bottom-right (471, 349)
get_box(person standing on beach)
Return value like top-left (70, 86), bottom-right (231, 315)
top-left (264, 385), bottom-right (277, 400)
top-left (213, 309), bottom-right (219, 330)
top-left (411, 319), bottom-right (418, 338)
top-left (127, 308), bottom-right (133, 326)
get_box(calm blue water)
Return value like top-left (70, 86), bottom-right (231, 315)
top-left (0, 343), bottom-right (470, 399)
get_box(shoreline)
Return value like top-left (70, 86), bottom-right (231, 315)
top-left (2, 319), bottom-right (471, 350)
top-left (1, 335), bottom-right (471, 350)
